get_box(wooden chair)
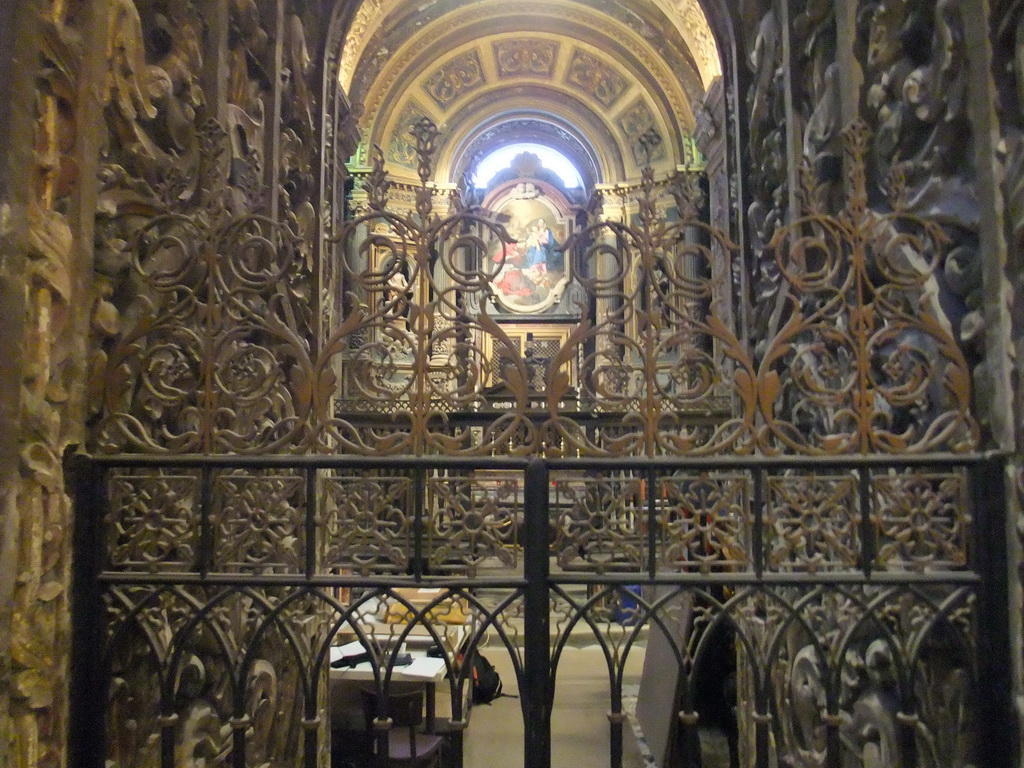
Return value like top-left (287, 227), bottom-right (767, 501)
top-left (359, 688), bottom-right (444, 768)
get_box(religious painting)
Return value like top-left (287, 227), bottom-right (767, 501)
top-left (485, 189), bottom-right (571, 314)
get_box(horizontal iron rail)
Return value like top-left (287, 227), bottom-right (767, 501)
top-left (96, 573), bottom-right (531, 588)
top-left (89, 449), bottom-right (995, 496)
top-left (548, 571), bottom-right (981, 586)
top-left (88, 452), bottom-right (997, 588)
top-left (94, 570), bottom-right (981, 587)
top-left (86, 450), bottom-right (1007, 470)
top-left (89, 453), bottom-right (532, 469)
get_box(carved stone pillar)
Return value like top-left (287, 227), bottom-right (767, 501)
top-left (0, 0), bottom-right (114, 765)
top-left (989, 0), bottom-right (1024, 751)
top-left (0, 3), bottom-right (39, 761)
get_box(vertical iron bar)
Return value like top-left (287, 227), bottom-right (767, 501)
top-left (305, 466), bottom-right (317, 579)
top-left (233, 724), bottom-right (247, 768)
top-left (647, 467), bottom-right (657, 580)
top-left (303, 467), bottom-right (319, 768)
top-left (162, 719), bottom-right (177, 768)
top-left (413, 468), bottom-right (426, 580)
top-left (199, 464), bottom-right (213, 578)
top-left (303, 712), bottom-right (319, 768)
top-left (67, 451), bottom-right (107, 768)
top-left (447, 730), bottom-right (465, 768)
top-left (973, 457), bottom-right (1014, 768)
top-left (825, 714), bottom-right (842, 768)
top-left (751, 469), bottom-right (769, 768)
top-left (610, 686), bottom-right (624, 768)
top-left (676, 678), bottom-right (699, 768)
top-left (523, 459), bottom-right (551, 768)
top-left (858, 467), bottom-right (874, 578)
top-left (754, 683), bottom-right (770, 768)
top-left (896, 705), bottom-right (920, 768)
top-left (752, 469), bottom-right (764, 579)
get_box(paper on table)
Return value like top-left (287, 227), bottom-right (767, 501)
top-left (399, 657), bottom-right (447, 679)
top-left (333, 641), bottom-right (367, 659)
top-left (328, 648), bottom-right (446, 681)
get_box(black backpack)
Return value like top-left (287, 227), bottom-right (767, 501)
top-left (470, 652), bottom-right (511, 705)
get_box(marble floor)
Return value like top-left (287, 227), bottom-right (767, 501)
top-left (463, 644), bottom-right (650, 768)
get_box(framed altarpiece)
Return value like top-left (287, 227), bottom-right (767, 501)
top-left (477, 180), bottom-right (582, 395)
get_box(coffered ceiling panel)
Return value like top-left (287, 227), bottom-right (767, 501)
top-left (339, 0), bottom-right (720, 94)
top-left (563, 48), bottom-right (630, 110)
top-left (493, 39), bottom-right (560, 79)
top-left (422, 50), bottom-right (487, 110)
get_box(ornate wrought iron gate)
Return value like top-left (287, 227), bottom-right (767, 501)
top-left (69, 109), bottom-right (1015, 768)
top-left (68, 451), bottom-right (1011, 768)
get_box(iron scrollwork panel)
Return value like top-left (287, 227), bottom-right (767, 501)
top-left (757, 122), bottom-right (979, 455)
top-left (89, 113), bottom-right (982, 459)
top-left (95, 208), bottom-right (315, 455)
top-left (872, 469), bottom-right (970, 572)
top-left (210, 470), bottom-right (308, 575)
top-left (765, 473), bottom-right (862, 573)
top-left (89, 456), bottom-right (991, 768)
top-left (756, 584), bottom-right (977, 768)
top-left (427, 473), bottom-right (520, 576)
top-left (551, 473), bottom-right (647, 574)
top-left (103, 584), bottom-right (333, 768)
top-left (553, 170), bottom-right (752, 457)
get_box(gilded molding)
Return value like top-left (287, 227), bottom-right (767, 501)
top-left (357, 3), bottom-right (697, 156)
top-left (339, 0), bottom-right (382, 91)
top-left (667, 0), bottom-right (721, 86)
top-left (339, 0), bottom-right (721, 93)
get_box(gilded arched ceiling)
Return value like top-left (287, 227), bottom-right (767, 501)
top-left (338, 0), bottom-right (721, 185)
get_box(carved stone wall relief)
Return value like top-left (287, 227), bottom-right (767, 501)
top-left (991, 0), bottom-right (1024, 752)
top-left (743, 0), bottom-right (789, 360)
